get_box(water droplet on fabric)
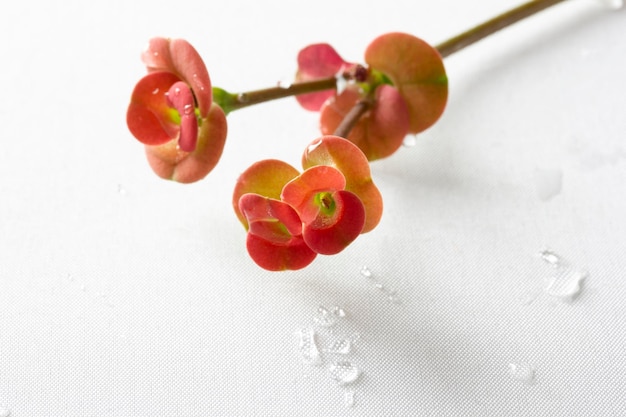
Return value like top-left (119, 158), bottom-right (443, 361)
top-left (323, 338), bottom-right (352, 355)
top-left (313, 306), bottom-right (336, 327)
top-left (508, 362), bottom-right (535, 384)
top-left (329, 361), bottom-right (361, 385)
top-left (545, 268), bottom-right (587, 302)
top-left (296, 327), bottom-right (322, 365)
top-left (344, 389), bottom-right (356, 408)
top-left (403, 134), bottom-right (417, 147)
top-left (331, 306), bottom-right (346, 317)
top-left (117, 183), bottom-right (127, 196)
top-left (360, 266), bottom-right (373, 278)
top-left (538, 249), bottom-right (561, 267)
top-left (533, 168), bottom-right (562, 201)
top-left (0, 407), bottom-right (11, 417)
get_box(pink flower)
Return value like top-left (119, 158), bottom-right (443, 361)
top-left (126, 38), bottom-right (227, 183)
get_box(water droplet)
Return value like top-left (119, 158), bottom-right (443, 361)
top-left (403, 134), bottom-right (417, 147)
top-left (335, 70), bottom-right (348, 95)
top-left (599, 0), bottom-right (623, 9)
top-left (296, 327), bottom-right (322, 365)
top-left (331, 306), bottom-right (346, 317)
top-left (387, 290), bottom-right (402, 304)
top-left (153, 51), bottom-right (159, 57)
top-left (152, 88), bottom-right (160, 95)
top-left (360, 266), bottom-right (372, 278)
top-left (0, 407), bottom-right (11, 417)
top-left (344, 389), bottom-right (356, 408)
top-left (277, 79), bottom-right (292, 89)
top-left (538, 249), bottom-right (561, 268)
top-left (545, 268), bottom-right (587, 302)
top-left (328, 361), bottom-right (361, 385)
top-left (313, 306), bottom-right (336, 327)
top-left (323, 338), bottom-right (352, 355)
top-left (508, 362), bottom-right (535, 384)
top-left (237, 93), bottom-right (249, 103)
top-left (533, 168), bottom-right (562, 201)
top-left (174, 87), bottom-right (181, 95)
top-left (117, 183), bottom-right (127, 196)
top-left (183, 104), bottom-right (194, 115)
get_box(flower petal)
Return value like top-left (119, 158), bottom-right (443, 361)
top-left (319, 84), bottom-right (410, 160)
top-left (295, 43), bottom-right (351, 111)
top-left (239, 194), bottom-right (317, 271)
top-left (145, 102), bottom-right (228, 183)
top-left (365, 32), bottom-right (448, 133)
top-left (233, 159), bottom-right (300, 228)
top-left (302, 136), bottom-right (383, 233)
top-left (127, 71), bottom-right (182, 146)
top-left (302, 190), bottom-right (365, 255)
top-left (142, 37), bottom-right (212, 117)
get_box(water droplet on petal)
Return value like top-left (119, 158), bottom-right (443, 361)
top-left (508, 362), bottom-right (535, 384)
top-left (296, 327), bottom-right (322, 365)
top-left (328, 361), bottom-right (361, 385)
top-left (335, 69), bottom-right (348, 95)
top-left (152, 88), bottom-right (160, 95)
top-left (402, 134), bottom-right (417, 147)
top-left (183, 104), bottom-right (194, 115)
top-left (153, 51), bottom-right (159, 57)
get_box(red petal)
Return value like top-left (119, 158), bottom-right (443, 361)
top-left (127, 72), bottom-right (182, 146)
top-left (302, 190), bottom-right (365, 255)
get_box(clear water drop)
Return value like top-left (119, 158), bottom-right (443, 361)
top-left (331, 306), bottom-right (346, 317)
top-left (277, 79), bottom-right (292, 89)
top-left (335, 70), bottom-right (348, 95)
top-left (329, 361), bottom-right (361, 385)
top-left (0, 407), bottom-right (11, 417)
top-left (296, 327), bottom-right (322, 365)
top-left (152, 88), bottom-right (160, 95)
top-left (323, 338), bottom-right (352, 355)
top-left (508, 362), bottom-right (535, 384)
top-left (538, 249), bottom-right (561, 268)
top-left (402, 134), bottom-right (417, 147)
top-left (237, 93), bottom-right (249, 103)
top-left (344, 389), bottom-right (356, 408)
top-left (183, 104), bottom-right (194, 115)
top-left (313, 306), bottom-right (336, 327)
top-left (545, 268), bottom-right (587, 302)
top-left (117, 183), bottom-right (127, 196)
top-left (360, 265), bottom-right (373, 278)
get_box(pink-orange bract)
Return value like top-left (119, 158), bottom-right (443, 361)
top-left (233, 136), bottom-right (380, 270)
top-left (295, 43), bottom-right (356, 111)
top-left (127, 37), bottom-right (227, 183)
top-left (297, 33), bottom-right (448, 161)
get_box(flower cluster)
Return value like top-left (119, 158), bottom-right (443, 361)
top-left (126, 38), bottom-right (227, 183)
top-left (126, 34), bottom-right (446, 270)
top-left (296, 33), bottom-right (448, 160)
top-left (232, 136), bottom-right (383, 270)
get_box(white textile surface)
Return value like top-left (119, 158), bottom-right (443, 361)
top-left (1, 0), bottom-right (625, 415)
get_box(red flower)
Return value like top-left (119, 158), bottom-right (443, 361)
top-left (233, 136), bottom-right (382, 271)
top-left (126, 38), bottom-right (227, 183)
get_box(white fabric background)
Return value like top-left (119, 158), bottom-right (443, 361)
top-left (1, 0), bottom-right (625, 415)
